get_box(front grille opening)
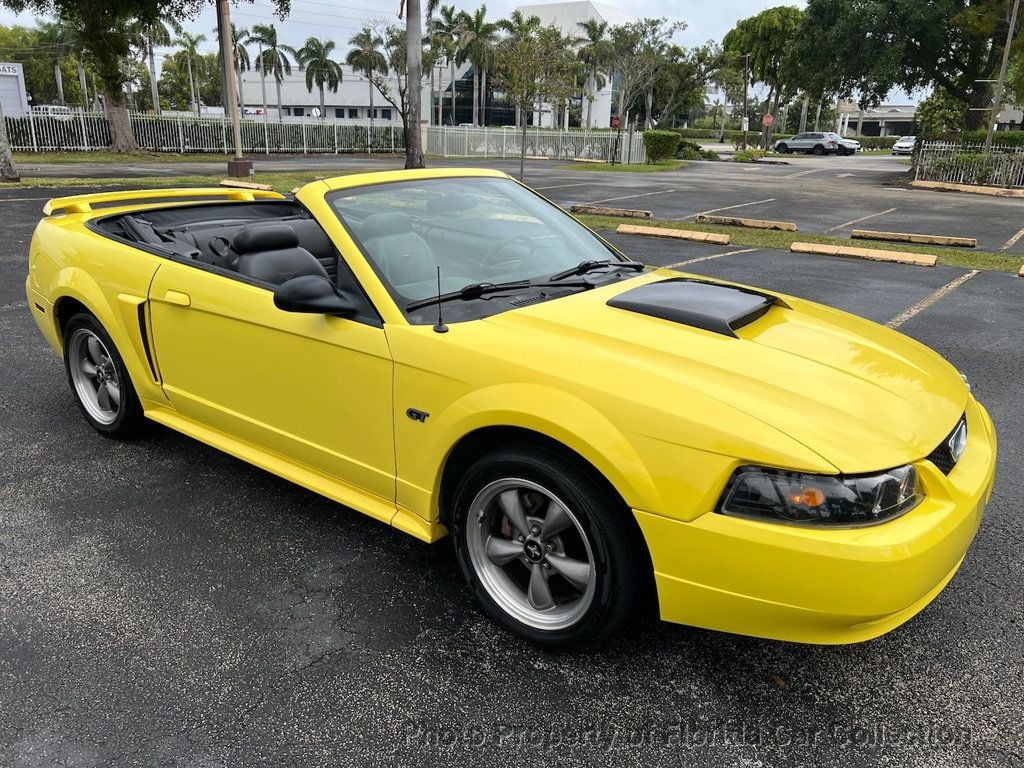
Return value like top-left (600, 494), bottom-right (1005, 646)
top-left (926, 414), bottom-right (966, 475)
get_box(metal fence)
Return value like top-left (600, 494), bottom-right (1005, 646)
top-left (426, 125), bottom-right (647, 164)
top-left (915, 140), bottom-right (1024, 188)
top-left (3, 111), bottom-right (406, 154)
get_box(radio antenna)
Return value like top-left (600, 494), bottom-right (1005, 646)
top-left (432, 265), bottom-right (448, 334)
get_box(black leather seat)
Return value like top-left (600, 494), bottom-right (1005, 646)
top-left (360, 212), bottom-right (436, 286)
top-left (231, 224), bottom-right (329, 285)
top-left (287, 218), bottom-right (338, 280)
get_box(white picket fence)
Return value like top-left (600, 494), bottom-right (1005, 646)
top-left (4, 111), bottom-right (406, 154)
top-left (915, 140), bottom-right (1024, 188)
top-left (426, 125), bottom-right (647, 164)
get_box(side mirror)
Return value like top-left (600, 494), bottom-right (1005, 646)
top-left (273, 275), bottom-right (359, 315)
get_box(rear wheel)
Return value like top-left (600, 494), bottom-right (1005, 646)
top-left (63, 312), bottom-right (146, 438)
top-left (813, 144), bottom-right (825, 155)
top-left (450, 443), bottom-right (647, 649)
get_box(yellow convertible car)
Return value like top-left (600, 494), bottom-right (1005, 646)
top-left (26, 168), bottom-right (996, 648)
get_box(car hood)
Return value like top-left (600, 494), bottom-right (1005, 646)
top-left (483, 272), bottom-right (968, 473)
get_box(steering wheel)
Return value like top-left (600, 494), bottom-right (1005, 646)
top-left (480, 235), bottom-right (536, 273)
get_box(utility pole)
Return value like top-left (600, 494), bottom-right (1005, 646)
top-left (217, 0), bottom-right (251, 177)
top-left (742, 52), bottom-right (751, 150)
top-left (986, 0), bottom-right (1022, 152)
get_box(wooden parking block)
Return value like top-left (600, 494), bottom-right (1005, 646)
top-left (852, 229), bottom-right (977, 248)
top-left (696, 214), bottom-right (797, 231)
top-left (569, 204), bottom-right (652, 219)
top-left (616, 224), bottom-right (730, 245)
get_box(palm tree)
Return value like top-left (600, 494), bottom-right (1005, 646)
top-left (457, 6), bottom-right (498, 126)
top-left (496, 10), bottom-right (540, 127)
top-left (221, 24), bottom-right (250, 113)
top-left (346, 26), bottom-right (386, 125)
top-left (130, 19), bottom-right (179, 114)
top-left (576, 19), bottom-right (611, 129)
top-left (248, 24), bottom-right (295, 120)
top-left (296, 37), bottom-right (343, 119)
top-left (427, 6), bottom-right (465, 125)
top-left (172, 30), bottom-right (206, 116)
top-left (36, 19), bottom-right (76, 107)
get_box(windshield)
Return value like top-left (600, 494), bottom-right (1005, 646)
top-left (328, 176), bottom-right (633, 323)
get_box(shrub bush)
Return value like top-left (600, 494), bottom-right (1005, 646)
top-left (732, 148), bottom-right (766, 163)
top-left (643, 130), bottom-right (681, 162)
top-left (674, 138), bottom-right (719, 160)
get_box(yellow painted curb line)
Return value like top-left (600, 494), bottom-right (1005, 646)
top-left (696, 214), bottom-right (797, 231)
top-left (911, 180), bottom-right (1024, 198)
top-left (220, 178), bottom-right (273, 191)
top-left (790, 241), bottom-right (936, 267)
top-left (617, 224), bottom-right (730, 245)
top-left (852, 229), bottom-right (976, 248)
top-left (571, 204), bottom-right (651, 219)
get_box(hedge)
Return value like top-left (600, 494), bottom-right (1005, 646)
top-left (643, 130), bottom-right (681, 162)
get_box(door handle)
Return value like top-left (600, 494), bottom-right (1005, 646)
top-left (162, 290), bottom-right (191, 307)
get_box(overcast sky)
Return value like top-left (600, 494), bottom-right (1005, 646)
top-left (0, 0), bottom-right (915, 101)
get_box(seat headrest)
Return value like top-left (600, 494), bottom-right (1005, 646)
top-left (361, 212), bottom-right (412, 240)
top-left (232, 224), bottom-right (299, 254)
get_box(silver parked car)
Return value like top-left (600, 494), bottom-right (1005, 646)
top-left (773, 132), bottom-right (840, 155)
top-left (892, 136), bottom-right (917, 155)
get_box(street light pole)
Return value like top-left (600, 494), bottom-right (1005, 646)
top-left (217, 0), bottom-right (252, 177)
top-left (986, 0), bottom-right (1022, 152)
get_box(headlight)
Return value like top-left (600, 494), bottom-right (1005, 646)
top-left (718, 465), bottom-right (922, 526)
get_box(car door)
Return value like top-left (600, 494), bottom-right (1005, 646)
top-left (146, 259), bottom-right (396, 505)
top-left (789, 133), bottom-right (808, 151)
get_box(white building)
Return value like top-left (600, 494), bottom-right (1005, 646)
top-left (0, 63), bottom-right (30, 117)
top-left (516, 1), bottom-right (634, 129)
top-left (238, 65), bottom-right (406, 122)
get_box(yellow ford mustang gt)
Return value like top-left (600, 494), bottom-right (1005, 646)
top-left (26, 168), bottom-right (996, 649)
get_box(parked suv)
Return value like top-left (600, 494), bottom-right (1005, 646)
top-left (774, 132), bottom-right (839, 155)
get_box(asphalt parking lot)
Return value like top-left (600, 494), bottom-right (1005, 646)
top-left (1, 179), bottom-right (1023, 768)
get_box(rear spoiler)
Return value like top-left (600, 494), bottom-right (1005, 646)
top-left (43, 187), bottom-right (285, 216)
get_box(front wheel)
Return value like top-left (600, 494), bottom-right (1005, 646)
top-left (450, 443), bottom-right (648, 649)
top-left (776, 143), bottom-right (789, 154)
top-left (63, 312), bottom-right (146, 438)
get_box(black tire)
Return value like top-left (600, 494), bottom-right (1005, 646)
top-left (449, 442), bottom-right (649, 649)
top-left (812, 144), bottom-right (825, 155)
top-left (776, 143), bottom-right (789, 154)
top-left (63, 312), bottom-right (146, 438)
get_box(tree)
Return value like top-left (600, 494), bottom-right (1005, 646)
top-left (403, 0), bottom-right (425, 168)
top-left (130, 18), bottom-right (177, 114)
top-left (651, 42), bottom-right (721, 127)
top-left (35, 18), bottom-right (76, 105)
top-left (347, 26), bottom-right (386, 125)
top-left (796, 0), bottom-right (1020, 130)
top-left (496, 9), bottom-right (540, 127)
top-left (723, 6), bottom-right (804, 147)
top-left (249, 23), bottom-right (294, 120)
top-left (457, 6), bottom-right (498, 126)
top-left (296, 37), bottom-right (342, 119)
top-left (493, 22), bottom-right (576, 179)
top-left (916, 88), bottom-right (968, 134)
top-left (158, 50), bottom-right (221, 111)
top-left (172, 30), bottom-right (205, 115)
top-left (608, 19), bottom-right (683, 126)
top-left (427, 5), bottom-right (465, 125)
top-left (576, 19), bottom-right (611, 128)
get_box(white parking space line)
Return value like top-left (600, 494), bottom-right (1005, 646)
top-left (666, 248), bottom-right (760, 268)
top-left (689, 198), bottom-right (776, 219)
top-left (588, 189), bottom-right (677, 204)
top-left (533, 182), bottom-right (593, 191)
top-left (0, 196), bottom-right (53, 203)
top-left (999, 227), bottom-right (1024, 251)
top-left (783, 168), bottom-right (821, 180)
top-left (824, 207), bottom-right (898, 233)
top-left (886, 271), bottom-right (980, 329)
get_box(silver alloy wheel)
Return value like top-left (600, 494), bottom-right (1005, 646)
top-left (466, 478), bottom-right (597, 631)
top-left (67, 328), bottom-right (121, 425)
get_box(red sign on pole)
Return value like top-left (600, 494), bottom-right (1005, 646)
top-left (611, 116), bottom-right (621, 130)
top-left (762, 113), bottom-right (775, 128)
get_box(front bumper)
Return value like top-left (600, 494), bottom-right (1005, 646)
top-left (635, 397), bottom-right (996, 644)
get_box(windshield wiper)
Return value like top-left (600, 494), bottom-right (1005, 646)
top-left (406, 279), bottom-right (591, 312)
top-left (548, 259), bottom-right (646, 281)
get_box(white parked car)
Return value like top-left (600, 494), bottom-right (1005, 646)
top-left (31, 104), bottom-right (73, 121)
top-left (826, 132), bottom-right (861, 155)
top-left (892, 136), bottom-right (917, 155)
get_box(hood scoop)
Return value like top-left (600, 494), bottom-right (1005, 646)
top-left (607, 278), bottom-right (788, 337)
